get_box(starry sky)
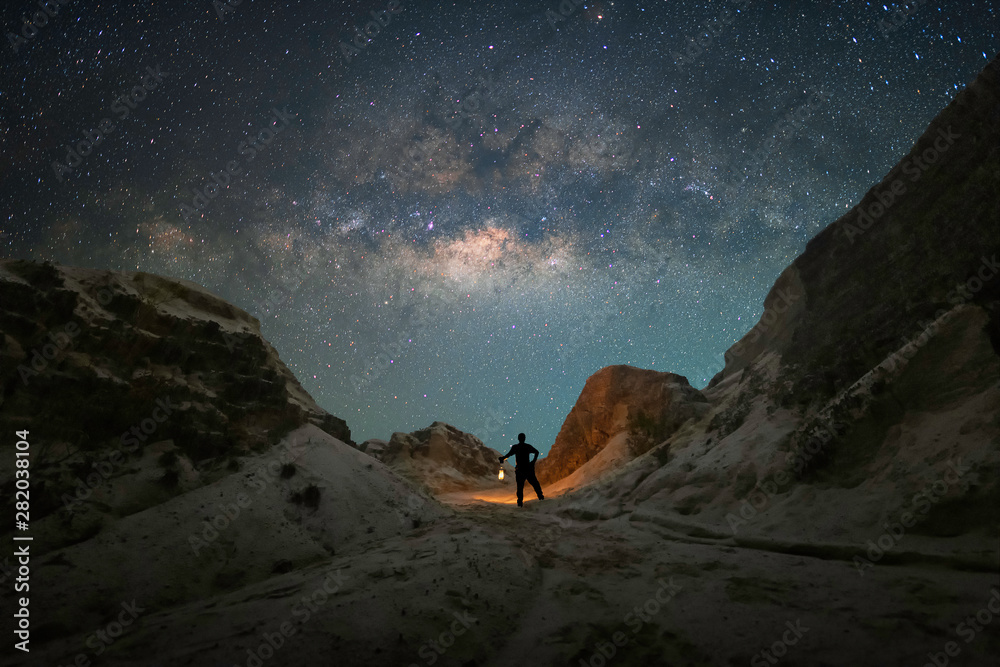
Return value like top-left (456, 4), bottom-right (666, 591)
top-left (1, 1), bottom-right (996, 452)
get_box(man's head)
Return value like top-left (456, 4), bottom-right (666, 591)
top-left (518, 433), bottom-right (526, 442)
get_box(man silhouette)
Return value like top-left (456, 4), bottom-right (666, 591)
top-left (499, 433), bottom-right (544, 507)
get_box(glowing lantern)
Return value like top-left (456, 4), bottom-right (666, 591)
top-left (498, 468), bottom-right (505, 481)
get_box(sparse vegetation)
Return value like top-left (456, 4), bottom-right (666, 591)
top-left (708, 401), bottom-right (750, 438)
top-left (649, 441), bottom-right (672, 466)
top-left (291, 484), bottom-right (321, 509)
top-left (626, 410), bottom-right (673, 456)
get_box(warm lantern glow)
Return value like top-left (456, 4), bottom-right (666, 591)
top-left (498, 468), bottom-right (505, 481)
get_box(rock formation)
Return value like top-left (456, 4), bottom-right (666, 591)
top-left (535, 365), bottom-right (708, 485)
top-left (0, 261), bottom-right (445, 651)
top-left (551, 55), bottom-right (1000, 556)
top-left (373, 421), bottom-right (511, 493)
top-left (713, 55), bottom-right (1000, 398)
top-left (0, 261), bottom-right (354, 534)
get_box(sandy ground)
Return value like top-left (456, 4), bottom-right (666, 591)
top-left (14, 479), bottom-right (998, 667)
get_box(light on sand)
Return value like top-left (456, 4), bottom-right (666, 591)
top-left (498, 468), bottom-right (504, 481)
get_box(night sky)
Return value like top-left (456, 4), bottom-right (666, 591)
top-left (1, 1), bottom-right (996, 451)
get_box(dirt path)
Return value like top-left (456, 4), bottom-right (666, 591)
top-left (20, 488), bottom-right (999, 667)
top-left (433, 490), bottom-right (1000, 667)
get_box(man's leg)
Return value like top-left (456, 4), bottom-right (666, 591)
top-left (527, 470), bottom-right (544, 500)
top-left (515, 472), bottom-right (525, 507)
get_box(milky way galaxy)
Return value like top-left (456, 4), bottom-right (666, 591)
top-left (2, 0), bottom-right (996, 449)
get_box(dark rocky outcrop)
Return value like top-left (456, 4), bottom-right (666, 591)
top-left (0, 260), bottom-right (350, 530)
top-left (712, 54), bottom-right (1000, 406)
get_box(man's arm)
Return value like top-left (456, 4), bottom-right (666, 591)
top-left (529, 444), bottom-right (539, 464)
top-left (499, 447), bottom-right (514, 462)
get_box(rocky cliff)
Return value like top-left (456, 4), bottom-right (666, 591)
top-left (549, 55), bottom-right (1000, 559)
top-left (535, 365), bottom-right (708, 485)
top-left (0, 260), bottom-right (354, 536)
top-left (713, 53), bottom-right (1000, 401)
top-left (370, 421), bottom-right (511, 493)
top-left (0, 261), bottom-right (446, 652)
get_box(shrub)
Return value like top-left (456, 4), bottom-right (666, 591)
top-left (160, 469), bottom-right (180, 487)
top-left (708, 401), bottom-right (750, 438)
top-left (291, 484), bottom-right (321, 509)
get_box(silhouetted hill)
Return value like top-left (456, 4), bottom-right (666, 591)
top-left (0, 261), bottom-right (350, 540)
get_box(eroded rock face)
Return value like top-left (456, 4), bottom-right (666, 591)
top-left (577, 55), bottom-right (1000, 551)
top-left (535, 365), bottom-right (708, 484)
top-left (0, 261), bottom-right (456, 654)
top-left (359, 438), bottom-right (389, 458)
top-left (375, 421), bottom-right (508, 493)
top-left (0, 260), bottom-right (350, 531)
top-left (710, 54), bottom-right (1000, 405)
